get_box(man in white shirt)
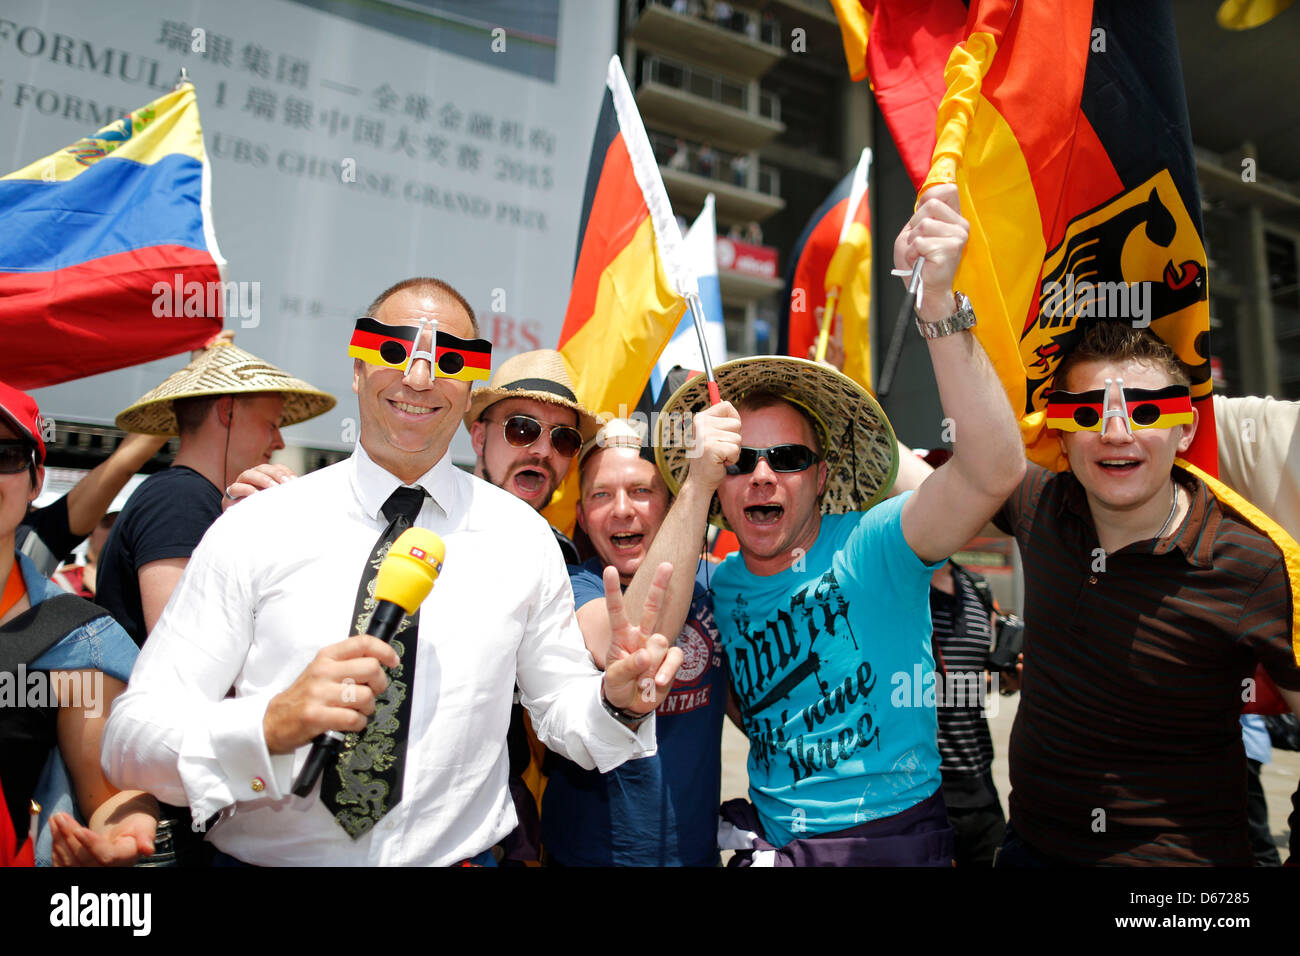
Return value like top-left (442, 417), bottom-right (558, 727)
top-left (101, 277), bottom-right (682, 866)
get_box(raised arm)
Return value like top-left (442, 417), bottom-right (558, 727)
top-left (622, 403), bottom-right (739, 637)
top-left (576, 404), bottom-right (740, 669)
top-left (895, 185), bottom-right (1025, 564)
top-left (63, 432), bottom-right (167, 537)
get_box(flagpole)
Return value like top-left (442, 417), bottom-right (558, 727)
top-left (814, 148), bottom-right (870, 365)
top-left (686, 292), bottom-right (721, 405)
top-left (878, 259), bottom-right (924, 397)
top-left (814, 289), bottom-right (840, 363)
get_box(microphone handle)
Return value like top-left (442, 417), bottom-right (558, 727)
top-left (290, 599), bottom-right (409, 797)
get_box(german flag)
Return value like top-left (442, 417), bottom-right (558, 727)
top-left (1044, 385), bottom-right (1194, 433)
top-left (349, 317), bottom-right (491, 381)
top-left (433, 330), bottom-right (491, 382)
top-left (828, 0), bottom-right (966, 189)
top-left (894, 0), bottom-right (1216, 474)
top-left (348, 317), bottom-right (419, 369)
top-left (545, 56), bottom-right (689, 536)
top-left (780, 148), bottom-right (874, 391)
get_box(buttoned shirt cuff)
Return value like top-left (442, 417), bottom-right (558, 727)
top-left (584, 681), bottom-right (657, 773)
top-left (178, 693), bottom-right (297, 820)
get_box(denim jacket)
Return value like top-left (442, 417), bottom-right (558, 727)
top-left (11, 550), bottom-right (138, 863)
top-left (18, 551), bottom-right (137, 679)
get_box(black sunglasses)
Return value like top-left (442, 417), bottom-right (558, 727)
top-left (726, 444), bottom-right (821, 476)
top-left (0, 440), bottom-right (35, 477)
top-left (485, 414), bottom-right (584, 459)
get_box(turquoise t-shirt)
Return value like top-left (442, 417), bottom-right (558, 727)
top-left (711, 495), bottom-right (944, 847)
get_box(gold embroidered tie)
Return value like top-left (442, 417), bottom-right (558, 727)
top-left (321, 485), bottom-right (427, 838)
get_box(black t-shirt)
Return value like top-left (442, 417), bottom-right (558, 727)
top-left (95, 466), bottom-right (222, 647)
top-left (16, 496), bottom-right (81, 575)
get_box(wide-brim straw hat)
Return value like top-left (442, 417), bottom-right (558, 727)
top-left (655, 356), bottom-right (899, 529)
top-left (115, 342), bottom-right (337, 435)
top-left (463, 349), bottom-right (600, 441)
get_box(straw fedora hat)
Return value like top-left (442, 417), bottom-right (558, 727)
top-left (463, 349), bottom-right (600, 440)
top-left (115, 342), bottom-right (336, 435)
top-left (654, 356), bottom-right (899, 529)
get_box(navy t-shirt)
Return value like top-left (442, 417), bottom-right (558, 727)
top-left (95, 466), bottom-right (222, 647)
top-left (542, 557), bottom-right (726, 866)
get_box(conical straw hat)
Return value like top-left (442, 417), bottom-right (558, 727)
top-left (655, 356), bottom-right (898, 529)
top-left (115, 342), bottom-right (336, 435)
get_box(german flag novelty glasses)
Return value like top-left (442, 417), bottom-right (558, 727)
top-left (348, 317), bottom-right (492, 382)
top-left (1045, 380), bottom-right (1193, 433)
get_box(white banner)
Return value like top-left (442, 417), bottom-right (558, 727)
top-left (2, 0), bottom-right (616, 459)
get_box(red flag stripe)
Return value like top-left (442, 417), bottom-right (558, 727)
top-left (559, 131), bottom-right (648, 348)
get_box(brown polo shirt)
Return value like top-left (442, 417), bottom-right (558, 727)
top-left (996, 463), bottom-right (1300, 866)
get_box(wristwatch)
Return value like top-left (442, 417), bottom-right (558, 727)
top-left (600, 680), bottom-right (651, 728)
top-left (916, 290), bottom-right (977, 339)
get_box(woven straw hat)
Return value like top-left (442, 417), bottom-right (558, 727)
top-left (655, 356), bottom-right (899, 529)
top-left (463, 349), bottom-right (600, 440)
top-left (115, 342), bottom-right (336, 435)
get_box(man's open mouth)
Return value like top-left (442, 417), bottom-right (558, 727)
top-left (513, 468), bottom-right (548, 494)
top-left (1098, 459), bottom-right (1140, 471)
top-left (744, 504), bottom-right (784, 525)
top-left (609, 531), bottom-right (644, 551)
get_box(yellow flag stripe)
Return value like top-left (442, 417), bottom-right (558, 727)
top-left (3, 84), bottom-right (205, 183)
top-left (1180, 459), bottom-right (1300, 663)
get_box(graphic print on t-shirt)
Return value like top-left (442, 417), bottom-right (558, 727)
top-left (726, 568), bottom-right (882, 785)
top-left (658, 599), bottom-right (722, 716)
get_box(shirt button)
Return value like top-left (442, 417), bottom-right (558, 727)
top-left (250, 777), bottom-right (266, 793)
top-left (1088, 575), bottom-right (1098, 584)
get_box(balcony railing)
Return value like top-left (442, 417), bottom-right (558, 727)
top-left (628, 0), bottom-right (782, 47)
top-left (640, 54), bottom-right (748, 111)
top-left (649, 130), bottom-right (779, 197)
top-left (639, 54), bottom-right (781, 124)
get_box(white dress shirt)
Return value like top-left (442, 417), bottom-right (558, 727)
top-left (102, 444), bottom-right (655, 866)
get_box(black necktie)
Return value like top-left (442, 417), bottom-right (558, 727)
top-left (321, 485), bottom-right (428, 838)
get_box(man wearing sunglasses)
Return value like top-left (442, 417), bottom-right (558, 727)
top-left (464, 349), bottom-right (600, 563)
top-left (459, 349), bottom-right (600, 862)
top-left (104, 278), bottom-right (681, 866)
top-left (646, 185), bottom-right (1028, 865)
top-left (978, 322), bottom-right (1300, 867)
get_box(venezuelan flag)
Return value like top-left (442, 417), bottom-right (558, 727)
top-left (0, 82), bottom-right (225, 390)
top-left (545, 56), bottom-right (688, 536)
top-left (780, 148), bottom-right (874, 391)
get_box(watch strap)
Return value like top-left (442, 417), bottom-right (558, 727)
top-left (916, 291), bottom-right (976, 339)
top-left (600, 680), bottom-right (651, 728)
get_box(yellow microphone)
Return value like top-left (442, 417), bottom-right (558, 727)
top-left (292, 527), bottom-right (445, 797)
top-left (367, 528), bottom-right (445, 640)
